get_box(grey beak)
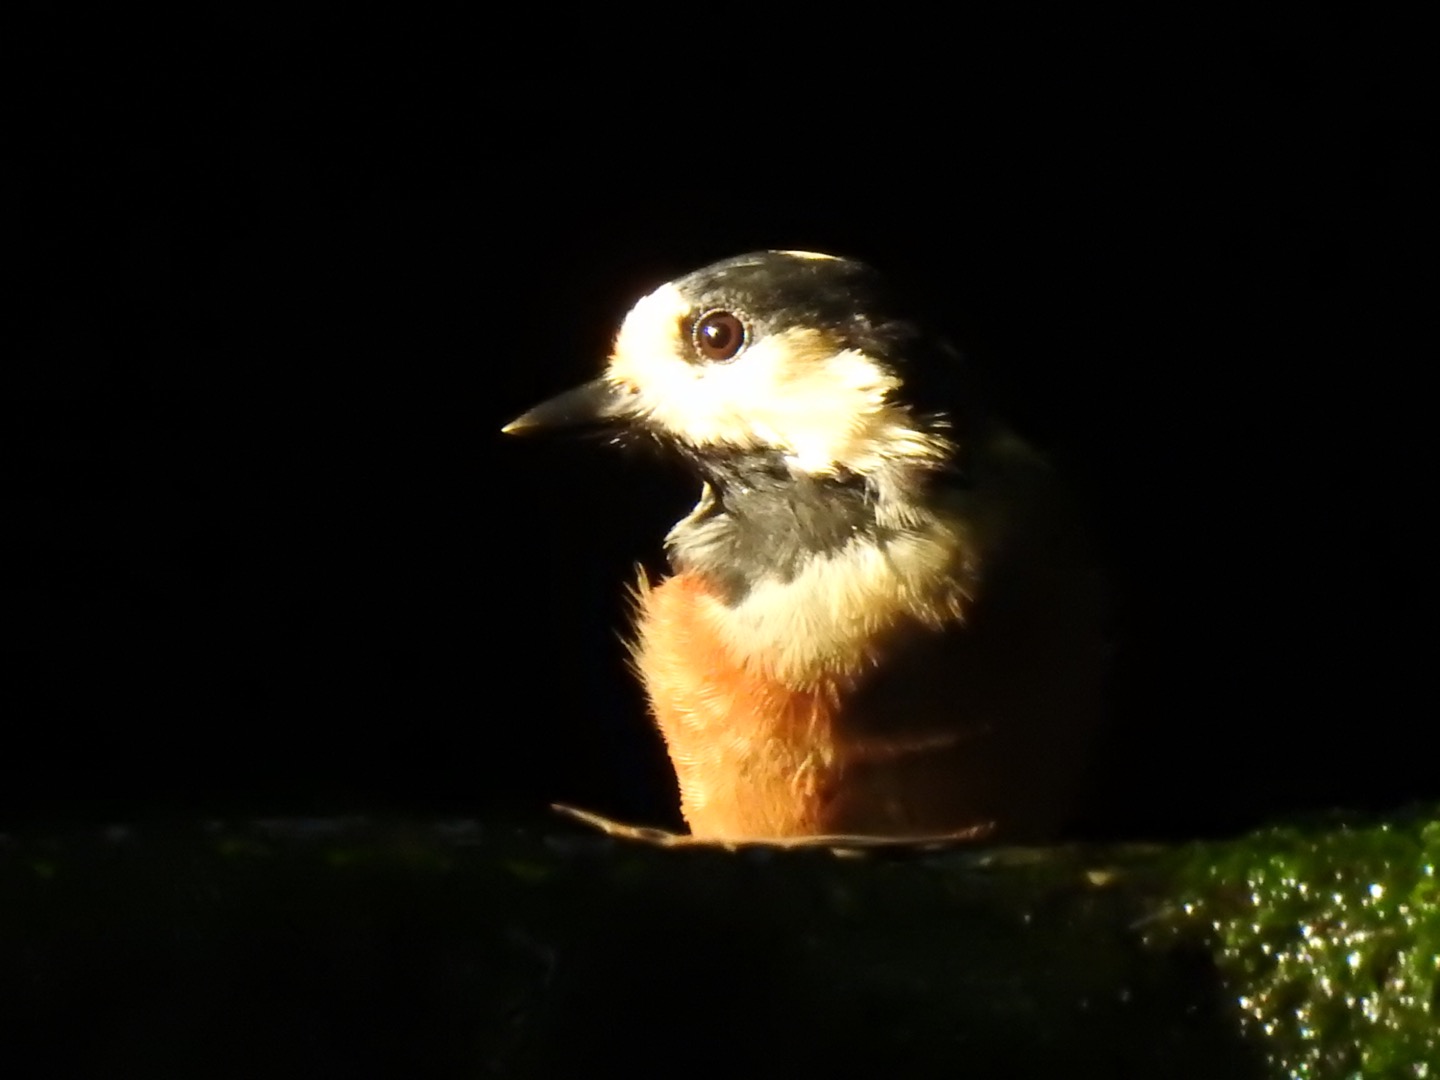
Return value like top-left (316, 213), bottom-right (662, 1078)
top-left (501, 378), bottom-right (635, 435)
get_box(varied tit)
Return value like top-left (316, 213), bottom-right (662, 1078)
top-left (505, 250), bottom-right (1106, 842)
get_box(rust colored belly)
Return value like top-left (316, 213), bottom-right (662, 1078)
top-left (630, 572), bottom-right (852, 838)
top-left (630, 561), bottom-right (1105, 842)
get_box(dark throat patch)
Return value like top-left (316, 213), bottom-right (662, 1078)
top-left (668, 448), bottom-right (896, 603)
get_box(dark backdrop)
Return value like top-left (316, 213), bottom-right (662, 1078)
top-left (4, 14), bottom-right (1424, 839)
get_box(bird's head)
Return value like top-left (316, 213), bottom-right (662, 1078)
top-left (504, 251), bottom-right (967, 484)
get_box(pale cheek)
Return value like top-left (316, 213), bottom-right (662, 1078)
top-left (613, 331), bottom-right (899, 467)
top-left (767, 380), bottom-right (890, 470)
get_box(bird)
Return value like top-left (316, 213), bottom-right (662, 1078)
top-left (503, 250), bottom-right (1106, 842)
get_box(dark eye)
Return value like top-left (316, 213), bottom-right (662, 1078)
top-left (692, 310), bottom-right (747, 362)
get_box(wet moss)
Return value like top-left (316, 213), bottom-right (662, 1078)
top-left (1162, 811), bottom-right (1440, 1077)
top-left (3, 810), bottom-right (1438, 1074)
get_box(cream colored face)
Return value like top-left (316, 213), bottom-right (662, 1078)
top-left (603, 280), bottom-right (950, 477)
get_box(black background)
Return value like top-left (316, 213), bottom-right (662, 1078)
top-left (4, 13), bottom-right (1425, 840)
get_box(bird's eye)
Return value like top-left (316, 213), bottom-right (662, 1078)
top-left (692, 310), bottom-right (747, 362)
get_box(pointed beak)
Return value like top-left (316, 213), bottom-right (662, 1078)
top-left (501, 378), bottom-right (637, 435)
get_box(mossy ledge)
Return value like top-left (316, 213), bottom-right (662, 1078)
top-left (1160, 810), bottom-right (1440, 1078)
top-left (2, 809), bottom-right (1436, 1076)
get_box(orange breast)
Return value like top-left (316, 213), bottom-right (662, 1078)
top-left (630, 572), bottom-right (850, 838)
top-left (629, 558), bottom-right (1105, 842)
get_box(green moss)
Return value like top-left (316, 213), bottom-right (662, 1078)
top-left (7, 811), bottom-right (1440, 1072)
top-left (1165, 812), bottom-right (1440, 1078)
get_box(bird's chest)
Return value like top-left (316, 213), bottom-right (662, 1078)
top-left (629, 571), bottom-right (850, 837)
top-left (629, 544), bottom-right (971, 838)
